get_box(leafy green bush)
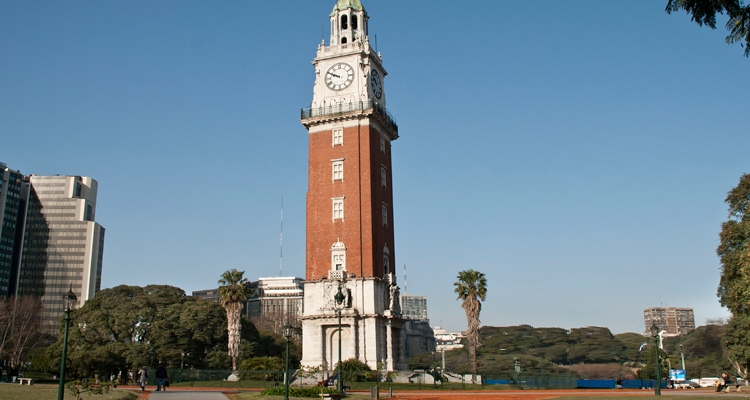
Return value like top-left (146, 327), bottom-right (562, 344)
top-left (262, 385), bottom-right (337, 397)
top-left (239, 357), bottom-right (283, 380)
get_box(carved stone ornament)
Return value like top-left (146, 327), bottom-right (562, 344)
top-left (389, 285), bottom-right (400, 314)
top-left (321, 281), bottom-right (350, 311)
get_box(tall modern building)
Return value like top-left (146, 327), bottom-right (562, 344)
top-left (18, 175), bottom-right (105, 332)
top-left (300, 0), bottom-right (406, 371)
top-left (401, 294), bottom-right (429, 322)
top-left (0, 162), bottom-right (26, 297)
top-left (400, 294), bottom-right (435, 358)
top-left (247, 277), bottom-right (304, 333)
top-left (644, 307), bottom-right (695, 336)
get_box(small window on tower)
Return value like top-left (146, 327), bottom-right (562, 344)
top-left (333, 129), bottom-right (343, 146)
top-left (341, 15), bottom-right (348, 30)
top-left (380, 166), bottom-right (387, 188)
top-left (382, 203), bottom-right (388, 226)
top-left (341, 37), bottom-right (348, 44)
top-left (383, 244), bottom-right (390, 274)
top-left (380, 134), bottom-right (386, 153)
top-left (333, 253), bottom-right (346, 271)
top-left (332, 160), bottom-right (344, 181)
top-left (331, 240), bottom-right (347, 271)
top-left (352, 15), bottom-right (358, 30)
top-left (333, 197), bottom-right (344, 220)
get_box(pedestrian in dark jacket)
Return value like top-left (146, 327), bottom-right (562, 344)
top-left (156, 363), bottom-right (168, 391)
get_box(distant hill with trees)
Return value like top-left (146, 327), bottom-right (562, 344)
top-left (409, 323), bottom-right (730, 379)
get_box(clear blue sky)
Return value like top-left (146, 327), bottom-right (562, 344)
top-left (2, 1), bottom-right (746, 334)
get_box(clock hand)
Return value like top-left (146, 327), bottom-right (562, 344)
top-left (327, 72), bottom-right (341, 78)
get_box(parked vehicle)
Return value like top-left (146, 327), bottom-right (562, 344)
top-left (674, 380), bottom-right (698, 389)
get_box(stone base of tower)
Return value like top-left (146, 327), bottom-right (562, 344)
top-left (301, 274), bottom-right (407, 372)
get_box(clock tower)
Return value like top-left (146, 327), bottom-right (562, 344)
top-left (300, 0), bottom-right (405, 372)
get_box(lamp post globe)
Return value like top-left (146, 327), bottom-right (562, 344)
top-left (650, 323), bottom-right (661, 396)
top-left (57, 287), bottom-right (77, 400)
top-left (283, 325), bottom-right (292, 400)
top-left (334, 284), bottom-right (345, 394)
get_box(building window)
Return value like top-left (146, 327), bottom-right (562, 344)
top-left (331, 240), bottom-right (347, 271)
top-left (332, 160), bottom-right (344, 181)
top-left (333, 253), bottom-right (345, 270)
top-left (352, 15), bottom-right (358, 30)
top-left (333, 197), bottom-right (344, 220)
top-left (380, 166), bottom-right (387, 188)
top-left (380, 134), bottom-right (386, 153)
top-left (341, 15), bottom-right (348, 30)
top-left (333, 129), bottom-right (343, 146)
top-left (383, 244), bottom-right (390, 274)
top-left (382, 203), bottom-right (388, 226)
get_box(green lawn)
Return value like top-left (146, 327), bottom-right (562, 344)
top-left (0, 384), bottom-right (139, 400)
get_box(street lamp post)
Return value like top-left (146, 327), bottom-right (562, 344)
top-left (57, 288), bottom-right (77, 400)
top-left (334, 284), bottom-right (345, 394)
top-left (650, 323), bottom-right (661, 396)
top-left (283, 325), bottom-right (292, 400)
top-left (680, 344), bottom-right (686, 377)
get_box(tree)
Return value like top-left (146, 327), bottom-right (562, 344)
top-left (723, 314), bottom-right (750, 380)
top-left (334, 358), bottom-right (375, 382)
top-left (454, 269), bottom-right (487, 383)
top-left (58, 284), bottom-right (231, 381)
top-left (717, 174), bottom-right (750, 379)
top-left (0, 296), bottom-right (45, 371)
top-left (666, 0), bottom-right (750, 56)
top-left (219, 269), bottom-right (253, 371)
top-left (637, 346), bottom-right (669, 380)
top-left (568, 327), bottom-right (625, 364)
top-left (717, 174), bottom-right (750, 314)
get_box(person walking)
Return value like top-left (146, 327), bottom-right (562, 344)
top-left (139, 366), bottom-right (149, 392)
top-left (155, 363), bottom-right (168, 391)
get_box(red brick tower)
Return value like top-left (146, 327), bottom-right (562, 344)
top-left (301, 0), bottom-right (398, 282)
top-left (300, 0), bottom-right (406, 372)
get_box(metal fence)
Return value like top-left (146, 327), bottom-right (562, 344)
top-left (484, 373), bottom-right (579, 389)
top-left (139, 369), bottom-right (288, 388)
top-left (300, 100), bottom-right (398, 133)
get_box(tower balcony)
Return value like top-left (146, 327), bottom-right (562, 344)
top-left (300, 99), bottom-right (398, 140)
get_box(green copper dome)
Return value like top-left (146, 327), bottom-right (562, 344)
top-left (333, 0), bottom-right (364, 11)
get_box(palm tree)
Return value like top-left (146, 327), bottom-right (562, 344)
top-left (219, 269), bottom-right (253, 371)
top-left (454, 269), bottom-right (487, 383)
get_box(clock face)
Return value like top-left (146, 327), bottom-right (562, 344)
top-left (371, 69), bottom-right (383, 99)
top-left (325, 63), bottom-right (354, 91)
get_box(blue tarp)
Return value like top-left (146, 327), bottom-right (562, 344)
top-left (622, 379), bottom-right (657, 389)
top-left (577, 380), bottom-right (615, 389)
top-left (576, 379), bottom-right (666, 389)
top-left (485, 379), bottom-right (510, 385)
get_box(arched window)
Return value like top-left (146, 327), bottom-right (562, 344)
top-left (352, 15), bottom-right (358, 30)
top-left (341, 36), bottom-right (348, 44)
top-left (341, 15), bottom-right (348, 30)
top-left (331, 240), bottom-right (347, 271)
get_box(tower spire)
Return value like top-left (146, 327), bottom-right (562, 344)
top-left (329, 0), bottom-right (368, 47)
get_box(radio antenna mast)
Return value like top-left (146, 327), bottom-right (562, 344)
top-left (403, 264), bottom-right (407, 294)
top-left (279, 196), bottom-right (283, 276)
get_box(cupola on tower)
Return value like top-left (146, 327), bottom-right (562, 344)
top-left (300, 0), bottom-right (405, 372)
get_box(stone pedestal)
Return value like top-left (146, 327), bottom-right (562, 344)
top-left (301, 275), bottom-right (407, 372)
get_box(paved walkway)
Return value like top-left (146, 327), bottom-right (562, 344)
top-left (147, 390), bottom-right (230, 399)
